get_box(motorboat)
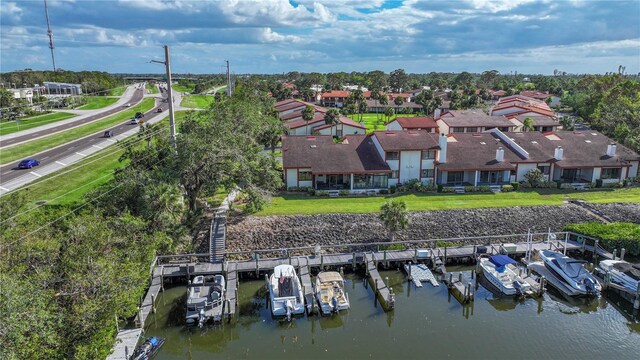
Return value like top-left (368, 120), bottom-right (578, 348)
top-left (132, 336), bottom-right (165, 360)
top-left (186, 275), bottom-right (226, 327)
top-left (477, 254), bottom-right (532, 297)
top-left (539, 250), bottom-right (600, 296)
top-left (268, 264), bottom-right (305, 320)
top-left (315, 271), bottom-right (350, 315)
top-left (597, 259), bottom-right (640, 292)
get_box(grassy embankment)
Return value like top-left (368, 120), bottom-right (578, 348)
top-left (181, 95), bottom-right (214, 109)
top-left (109, 86), bottom-right (126, 96)
top-left (145, 83), bottom-right (159, 94)
top-left (77, 97), bottom-right (119, 110)
top-left (0, 112), bottom-right (76, 136)
top-left (13, 111), bottom-right (192, 207)
top-left (257, 187), bottom-right (640, 216)
top-left (1, 98), bottom-right (155, 165)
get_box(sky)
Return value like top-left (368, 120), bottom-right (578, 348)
top-left (1, 0), bottom-right (639, 75)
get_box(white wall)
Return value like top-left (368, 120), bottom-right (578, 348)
top-left (400, 151), bottom-right (421, 183)
top-left (516, 163), bottom-right (537, 182)
top-left (436, 119), bottom-right (450, 134)
top-left (286, 169), bottom-right (298, 188)
top-left (628, 161), bottom-right (639, 178)
top-left (591, 168), bottom-right (602, 182)
top-left (316, 124), bottom-right (364, 136)
top-left (386, 120), bottom-right (401, 131)
top-left (371, 135), bottom-right (385, 159)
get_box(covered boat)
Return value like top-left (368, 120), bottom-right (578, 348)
top-left (132, 336), bottom-right (165, 360)
top-left (539, 250), bottom-right (600, 296)
top-left (477, 254), bottom-right (532, 297)
top-left (186, 275), bottom-right (225, 327)
top-left (597, 259), bottom-right (640, 292)
top-left (315, 271), bottom-right (350, 315)
top-left (268, 264), bottom-right (305, 320)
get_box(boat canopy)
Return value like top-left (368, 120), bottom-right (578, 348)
top-left (149, 337), bottom-right (160, 346)
top-left (317, 271), bottom-right (344, 283)
top-left (489, 255), bottom-right (517, 268)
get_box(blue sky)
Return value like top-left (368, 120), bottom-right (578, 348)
top-left (1, 0), bottom-right (639, 74)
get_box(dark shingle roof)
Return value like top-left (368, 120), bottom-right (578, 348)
top-left (439, 110), bottom-right (513, 128)
top-left (282, 135), bottom-right (390, 174)
top-left (372, 130), bottom-right (440, 151)
top-left (394, 117), bottom-right (438, 129)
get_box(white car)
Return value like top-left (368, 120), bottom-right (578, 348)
top-left (124, 103), bottom-right (131, 107)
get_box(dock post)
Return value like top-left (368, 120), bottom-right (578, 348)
top-left (458, 273), bottom-right (462, 283)
top-left (620, 248), bottom-right (626, 261)
top-left (125, 347), bottom-right (129, 360)
top-left (255, 252), bottom-right (259, 277)
top-left (339, 266), bottom-right (344, 277)
top-left (383, 251), bottom-right (387, 268)
top-left (408, 261), bottom-right (413, 281)
top-left (444, 246), bottom-right (447, 263)
top-left (288, 250), bottom-right (291, 265)
top-left (160, 266), bottom-right (164, 292)
top-left (473, 245), bottom-right (477, 258)
top-left (352, 252), bottom-right (356, 269)
top-left (594, 239), bottom-right (599, 265)
top-left (151, 294), bottom-right (156, 314)
top-left (321, 254), bottom-right (324, 269)
top-left (137, 308), bottom-right (142, 328)
top-left (448, 273), bottom-right (453, 288)
top-left (540, 276), bottom-right (546, 296)
top-left (634, 283), bottom-right (640, 310)
top-left (613, 249), bottom-right (617, 261)
top-left (563, 232), bottom-right (569, 255)
top-left (226, 299), bottom-right (231, 320)
top-left (413, 248), bottom-right (417, 263)
top-left (375, 278), bottom-right (379, 294)
top-left (471, 269), bottom-right (475, 279)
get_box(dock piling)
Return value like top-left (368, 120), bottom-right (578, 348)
top-left (408, 261), bottom-right (413, 281)
top-left (613, 249), bottom-right (617, 261)
top-left (352, 252), bottom-right (356, 269)
top-left (620, 248), bottom-right (626, 261)
top-left (151, 294), bottom-right (156, 314)
top-left (635, 283), bottom-right (640, 310)
top-left (383, 251), bottom-right (388, 268)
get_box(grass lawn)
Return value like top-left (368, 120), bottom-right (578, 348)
top-left (257, 187), bottom-right (640, 216)
top-left (18, 147), bottom-right (127, 207)
top-left (1, 98), bottom-right (155, 165)
top-left (146, 83), bottom-right (159, 94)
top-left (78, 96), bottom-right (119, 110)
top-left (0, 112), bottom-right (76, 136)
top-left (109, 86), bottom-right (126, 96)
top-left (348, 113), bottom-right (416, 133)
top-left (172, 83), bottom-right (195, 93)
top-left (181, 95), bottom-right (214, 109)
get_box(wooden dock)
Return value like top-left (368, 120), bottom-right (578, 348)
top-left (298, 257), bottom-right (317, 314)
top-left (443, 272), bottom-right (474, 304)
top-left (365, 253), bottom-right (395, 310)
top-left (224, 261), bottom-right (238, 321)
top-left (527, 262), bottom-right (581, 297)
top-left (107, 329), bottom-right (143, 360)
top-left (404, 263), bottom-right (439, 288)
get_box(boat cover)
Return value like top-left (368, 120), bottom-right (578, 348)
top-left (489, 255), bottom-right (517, 268)
top-left (149, 337), bottom-right (160, 346)
top-left (613, 262), bottom-right (640, 280)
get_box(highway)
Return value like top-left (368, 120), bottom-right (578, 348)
top-left (0, 89), bottom-right (171, 192)
top-left (0, 86), bottom-right (145, 148)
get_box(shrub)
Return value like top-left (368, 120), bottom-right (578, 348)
top-left (379, 189), bottom-right (389, 195)
top-left (315, 190), bottom-right (329, 197)
top-left (519, 182), bottom-right (532, 189)
top-left (406, 178), bottom-right (421, 191)
top-left (595, 179), bottom-right (603, 188)
top-left (307, 188), bottom-right (316, 196)
top-left (501, 185), bottom-right (514, 192)
top-left (564, 222), bottom-right (640, 256)
top-left (339, 189), bottom-right (349, 196)
top-left (478, 185), bottom-right (491, 192)
top-left (437, 184), bottom-right (443, 193)
top-left (397, 185), bottom-right (407, 192)
top-left (560, 183), bottom-right (573, 190)
top-left (389, 185), bottom-right (397, 194)
top-left (510, 182), bottom-right (519, 190)
top-left (287, 186), bottom-right (298, 192)
top-left (464, 186), bottom-right (476, 193)
top-left (442, 187), bottom-right (455, 193)
top-left (524, 168), bottom-right (544, 187)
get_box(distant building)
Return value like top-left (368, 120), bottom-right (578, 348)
top-left (42, 82), bottom-right (82, 96)
top-left (9, 88), bottom-right (34, 104)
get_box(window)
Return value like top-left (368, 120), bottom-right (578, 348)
top-left (447, 171), bottom-right (464, 184)
top-left (386, 151), bottom-right (399, 160)
top-left (335, 129), bottom-right (343, 137)
top-left (421, 169), bottom-right (434, 178)
top-left (298, 170), bottom-right (312, 181)
top-left (452, 127), bottom-right (465, 133)
top-left (353, 174), bottom-right (388, 189)
top-left (601, 168), bottom-right (621, 179)
top-left (466, 127), bottom-right (478, 133)
top-left (391, 170), bottom-right (399, 179)
top-left (499, 127), bottom-right (510, 132)
top-left (421, 150), bottom-right (435, 160)
top-left (537, 165), bottom-right (550, 175)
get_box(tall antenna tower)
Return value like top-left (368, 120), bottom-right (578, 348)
top-left (44, 0), bottom-right (57, 71)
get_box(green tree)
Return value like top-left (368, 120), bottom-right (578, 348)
top-left (379, 200), bottom-right (410, 242)
top-left (378, 93), bottom-right (389, 121)
top-left (301, 105), bottom-right (315, 135)
top-left (394, 95), bottom-right (405, 114)
top-left (524, 168), bottom-right (544, 187)
top-left (522, 117), bottom-right (535, 132)
top-left (384, 106), bottom-right (395, 122)
top-left (323, 108), bottom-right (341, 137)
top-left (389, 68), bottom-right (408, 92)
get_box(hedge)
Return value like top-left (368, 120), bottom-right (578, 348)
top-left (564, 222), bottom-right (640, 256)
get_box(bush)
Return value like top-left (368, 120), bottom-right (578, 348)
top-left (595, 179), bottom-right (603, 188)
top-left (389, 185), bottom-right (397, 194)
top-left (379, 189), bottom-right (389, 195)
top-left (464, 186), bottom-right (476, 193)
top-left (315, 190), bottom-right (329, 197)
top-left (501, 185), bottom-right (514, 192)
top-left (478, 185), bottom-right (491, 192)
top-left (287, 186), bottom-right (298, 192)
top-left (519, 182), bottom-right (532, 189)
top-left (406, 178), bottom-right (421, 191)
top-left (339, 189), bottom-right (349, 196)
top-left (442, 187), bottom-right (455, 193)
top-left (510, 182), bottom-right (519, 190)
top-left (437, 184), bottom-right (443, 193)
top-left (564, 222), bottom-right (640, 256)
top-left (524, 168), bottom-right (544, 187)
top-left (307, 188), bottom-right (316, 196)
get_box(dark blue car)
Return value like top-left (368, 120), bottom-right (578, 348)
top-left (18, 159), bottom-right (40, 169)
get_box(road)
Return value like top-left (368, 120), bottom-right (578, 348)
top-left (0, 86), bottom-right (145, 148)
top-left (0, 89), bottom-right (174, 194)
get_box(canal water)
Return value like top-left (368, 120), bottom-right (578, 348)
top-left (145, 267), bottom-right (639, 359)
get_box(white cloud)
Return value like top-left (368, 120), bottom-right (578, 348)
top-left (0, 2), bottom-right (23, 21)
top-left (259, 28), bottom-right (300, 43)
top-left (466, 0), bottom-right (536, 13)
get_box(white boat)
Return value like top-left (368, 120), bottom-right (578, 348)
top-left (186, 275), bottom-right (225, 327)
top-left (477, 255), bottom-right (532, 297)
top-left (597, 259), bottom-right (640, 292)
top-left (315, 271), bottom-right (350, 315)
top-left (539, 250), bottom-right (600, 296)
top-left (268, 264), bottom-right (305, 320)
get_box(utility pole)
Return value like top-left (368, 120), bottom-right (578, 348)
top-left (151, 46), bottom-right (177, 148)
top-left (225, 60), bottom-right (231, 96)
top-left (164, 46), bottom-right (177, 148)
top-left (44, 0), bottom-right (57, 71)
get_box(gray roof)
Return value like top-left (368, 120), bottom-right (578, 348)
top-left (372, 130), bottom-right (440, 151)
top-left (439, 110), bottom-right (513, 128)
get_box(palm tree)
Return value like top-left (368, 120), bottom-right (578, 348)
top-left (323, 108), bottom-right (340, 137)
top-left (378, 94), bottom-right (388, 121)
top-left (522, 117), bottom-right (535, 132)
top-left (379, 200), bottom-right (409, 242)
top-left (302, 105), bottom-right (315, 135)
top-left (384, 107), bottom-right (395, 123)
top-left (394, 96), bottom-right (405, 115)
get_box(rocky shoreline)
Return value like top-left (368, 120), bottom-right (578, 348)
top-left (226, 203), bottom-right (640, 252)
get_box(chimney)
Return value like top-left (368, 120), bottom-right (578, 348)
top-left (554, 146), bottom-right (563, 160)
top-left (438, 133), bottom-right (447, 163)
top-left (496, 147), bottom-right (505, 162)
top-left (434, 108), bottom-right (442, 119)
top-left (606, 143), bottom-right (617, 157)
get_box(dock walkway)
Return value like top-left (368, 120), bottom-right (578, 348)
top-left (298, 257), bottom-right (316, 314)
top-left (365, 253), bottom-right (395, 310)
top-left (224, 261), bottom-right (238, 320)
